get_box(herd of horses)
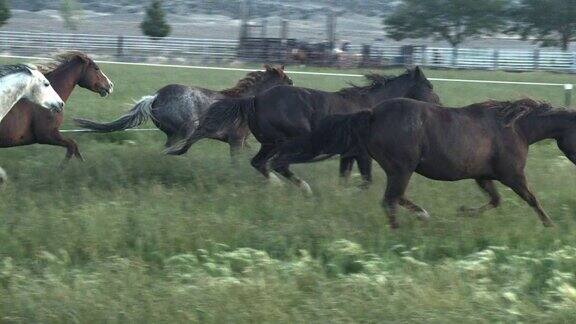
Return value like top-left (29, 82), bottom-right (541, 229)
top-left (2, 51), bottom-right (575, 229)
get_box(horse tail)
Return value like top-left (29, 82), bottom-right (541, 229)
top-left (74, 95), bottom-right (157, 132)
top-left (273, 110), bottom-right (373, 167)
top-left (164, 97), bottom-right (255, 155)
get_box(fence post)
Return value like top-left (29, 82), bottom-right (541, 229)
top-left (533, 49), bottom-right (540, 70)
top-left (452, 47), bottom-right (458, 68)
top-left (565, 84), bottom-right (574, 108)
top-left (420, 45), bottom-right (427, 66)
top-left (116, 36), bottom-right (124, 59)
top-left (493, 49), bottom-right (499, 70)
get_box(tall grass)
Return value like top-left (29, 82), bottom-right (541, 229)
top-left (1, 59), bottom-right (576, 322)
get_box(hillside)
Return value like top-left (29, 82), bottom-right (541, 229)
top-left (13, 0), bottom-right (395, 19)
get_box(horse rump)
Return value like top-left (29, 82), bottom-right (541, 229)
top-left (164, 97), bottom-right (255, 155)
top-left (74, 95), bottom-right (157, 132)
top-left (273, 110), bottom-right (373, 167)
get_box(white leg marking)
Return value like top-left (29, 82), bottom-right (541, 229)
top-left (0, 167), bottom-right (7, 187)
top-left (268, 172), bottom-right (284, 186)
top-left (416, 210), bottom-right (430, 221)
top-left (299, 180), bottom-right (313, 196)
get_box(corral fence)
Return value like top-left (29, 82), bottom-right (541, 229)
top-left (1, 31), bottom-right (576, 72)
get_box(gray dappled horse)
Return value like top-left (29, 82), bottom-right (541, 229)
top-left (75, 65), bottom-right (293, 161)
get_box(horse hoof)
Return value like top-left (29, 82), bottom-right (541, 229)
top-left (0, 167), bottom-right (6, 187)
top-left (416, 210), bottom-right (430, 221)
top-left (298, 181), bottom-right (313, 196)
top-left (457, 206), bottom-right (477, 217)
top-left (543, 221), bottom-right (555, 228)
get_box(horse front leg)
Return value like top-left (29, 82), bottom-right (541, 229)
top-left (41, 132), bottom-right (84, 167)
top-left (500, 174), bottom-right (554, 227)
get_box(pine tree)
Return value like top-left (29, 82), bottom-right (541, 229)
top-left (60, 0), bottom-right (83, 31)
top-left (140, 0), bottom-right (171, 39)
top-left (0, 0), bottom-right (10, 28)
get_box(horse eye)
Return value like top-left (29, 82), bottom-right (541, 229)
top-left (44, 82), bottom-right (50, 87)
top-left (94, 66), bottom-right (100, 71)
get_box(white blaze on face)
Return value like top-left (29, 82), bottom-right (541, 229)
top-left (27, 69), bottom-right (64, 112)
top-left (102, 71), bottom-right (114, 94)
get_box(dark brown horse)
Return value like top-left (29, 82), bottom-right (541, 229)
top-left (0, 51), bottom-right (114, 163)
top-left (272, 98), bottom-right (574, 228)
top-left (166, 67), bottom-right (440, 192)
top-left (74, 65), bottom-right (293, 162)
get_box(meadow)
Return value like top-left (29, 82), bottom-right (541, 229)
top-left (1, 58), bottom-right (576, 323)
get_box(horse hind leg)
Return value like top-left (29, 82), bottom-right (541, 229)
top-left (339, 156), bottom-right (354, 185)
top-left (251, 144), bottom-right (282, 185)
top-left (356, 153), bottom-right (373, 189)
top-left (399, 198), bottom-right (430, 221)
top-left (382, 172), bottom-right (414, 229)
top-left (272, 164), bottom-right (312, 195)
top-left (458, 179), bottom-right (500, 217)
top-left (0, 166), bottom-right (6, 187)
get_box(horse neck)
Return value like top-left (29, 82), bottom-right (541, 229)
top-left (0, 74), bottom-right (28, 122)
top-left (518, 111), bottom-right (576, 144)
top-left (45, 62), bottom-right (84, 102)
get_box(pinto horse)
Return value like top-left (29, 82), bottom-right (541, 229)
top-left (74, 65), bottom-right (293, 161)
top-left (167, 67), bottom-right (440, 192)
top-left (0, 51), bottom-right (114, 163)
top-left (272, 98), bottom-right (575, 228)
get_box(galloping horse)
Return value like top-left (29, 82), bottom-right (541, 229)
top-left (75, 65), bottom-right (293, 161)
top-left (0, 63), bottom-right (65, 184)
top-left (0, 64), bottom-right (64, 121)
top-left (168, 67), bottom-right (440, 192)
top-left (273, 98), bottom-right (574, 228)
top-left (0, 51), bottom-right (114, 163)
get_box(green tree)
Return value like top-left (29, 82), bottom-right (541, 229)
top-left (29, 0), bottom-right (45, 12)
top-left (60, 0), bottom-right (83, 31)
top-left (140, 0), bottom-right (171, 39)
top-left (509, 0), bottom-right (576, 51)
top-left (0, 0), bottom-right (10, 28)
top-left (383, 0), bottom-right (508, 48)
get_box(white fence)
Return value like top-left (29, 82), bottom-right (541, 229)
top-left (1, 31), bottom-right (576, 72)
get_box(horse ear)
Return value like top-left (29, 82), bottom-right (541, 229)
top-left (263, 64), bottom-right (272, 71)
top-left (412, 66), bottom-right (425, 79)
top-left (280, 64), bottom-right (285, 70)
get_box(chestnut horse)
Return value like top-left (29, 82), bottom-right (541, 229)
top-left (0, 51), bottom-right (114, 163)
top-left (272, 98), bottom-right (575, 228)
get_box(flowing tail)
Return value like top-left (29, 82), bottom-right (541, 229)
top-left (164, 97), bottom-right (255, 155)
top-left (74, 95), bottom-right (157, 132)
top-left (273, 110), bottom-right (373, 167)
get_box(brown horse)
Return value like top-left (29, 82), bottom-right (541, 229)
top-left (273, 98), bottom-right (575, 228)
top-left (0, 51), bottom-right (114, 163)
top-left (167, 67), bottom-right (440, 192)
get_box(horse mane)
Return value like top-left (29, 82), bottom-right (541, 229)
top-left (35, 51), bottom-right (92, 74)
top-left (0, 64), bottom-right (35, 78)
top-left (482, 98), bottom-right (556, 127)
top-left (337, 73), bottom-right (397, 98)
top-left (221, 66), bottom-right (286, 97)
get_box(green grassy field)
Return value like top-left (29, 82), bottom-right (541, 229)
top-left (1, 58), bottom-right (576, 323)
